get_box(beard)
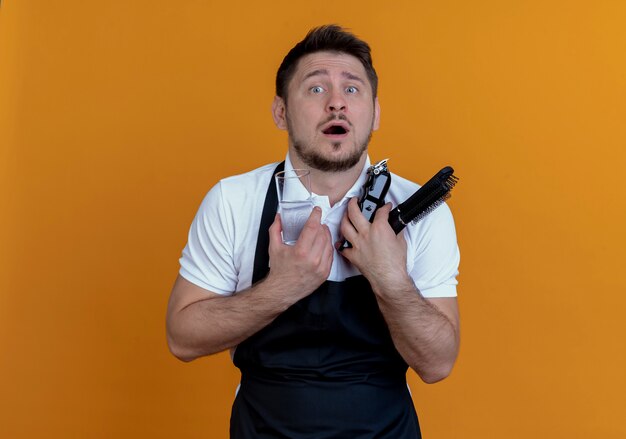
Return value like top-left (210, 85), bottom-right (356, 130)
top-left (287, 115), bottom-right (374, 173)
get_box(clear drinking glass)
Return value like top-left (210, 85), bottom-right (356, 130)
top-left (275, 169), bottom-right (314, 245)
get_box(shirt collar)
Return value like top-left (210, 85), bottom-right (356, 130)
top-left (284, 152), bottom-right (371, 207)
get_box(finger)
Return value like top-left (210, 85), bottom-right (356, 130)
top-left (295, 206), bottom-right (322, 248)
top-left (268, 213), bottom-right (283, 246)
top-left (372, 202), bottom-right (393, 224)
top-left (372, 203), bottom-right (400, 240)
top-left (334, 239), bottom-right (344, 251)
top-left (339, 220), bottom-right (357, 245)
top-left (310, 224), bottom-right (333, 267)
top-left (320, 225), bottom-right (334, 273)
top-left (323, 223), bottom-right (333, 250)
top-left (338, 240), bottom-right (355, 261)
top-left (335, 238), bottom-right (354, 258)
top-left (346, 197), bottom-right (371, 231)
top-left (339, 208), bottom-right (358, 245)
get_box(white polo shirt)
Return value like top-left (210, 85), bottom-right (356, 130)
top-left (179, 154), bottom-right (460, 298)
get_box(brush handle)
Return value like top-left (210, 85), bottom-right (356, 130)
top-left (386, 166), bottom-right (457, 234)
top-left (388, 207), bottom-right (406, 234)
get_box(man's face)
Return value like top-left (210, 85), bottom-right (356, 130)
top-left (272, 51), bottom-right (380, 172)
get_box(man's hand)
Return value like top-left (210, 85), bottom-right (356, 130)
top-left (337, 197), bottom-right (460, 383)
top-left (167, 206), bottom-right (333, 362)
top-left (265, 206), bottom-right (334, 301)
top-left (338, 198), bottom-right (409, 290)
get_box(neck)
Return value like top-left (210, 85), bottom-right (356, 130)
top-left (289, 151), bottom-right (367, 206)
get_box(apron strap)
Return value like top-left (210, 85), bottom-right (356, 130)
top-left (252, 161), bottom-right (285, 284)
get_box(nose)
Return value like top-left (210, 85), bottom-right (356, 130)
top-left (326, 90), bottom-right (346, 112)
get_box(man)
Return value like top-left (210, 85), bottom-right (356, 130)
top-left (167, 25), bottom-right (460, 438)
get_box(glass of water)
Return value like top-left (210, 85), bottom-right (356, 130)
top-left (275, 169), bottom-right (314, 245)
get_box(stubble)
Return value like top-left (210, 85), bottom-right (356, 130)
top-left (287, 114), bottom-right (374, 173)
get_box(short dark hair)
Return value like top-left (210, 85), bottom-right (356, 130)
top-left (275, 24), bottom-right (378, 102)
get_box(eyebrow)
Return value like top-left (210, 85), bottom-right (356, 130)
top-left (302, 69), bottom-right (366, 84)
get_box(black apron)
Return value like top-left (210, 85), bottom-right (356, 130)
top-left (230, 162), bottom-right (421, 438)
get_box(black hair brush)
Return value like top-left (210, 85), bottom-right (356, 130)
top-left (388, 166), bottom-right (459, 234)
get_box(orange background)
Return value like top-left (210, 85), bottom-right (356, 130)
top-left (2, 1), bottom-right (625, 437)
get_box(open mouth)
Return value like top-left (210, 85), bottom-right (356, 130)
top-left (322, 124), bottom-right (349, 135)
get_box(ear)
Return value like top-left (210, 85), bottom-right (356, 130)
top-left (372, 97), bottom-right (381, 131)
top-left (272, 96), bottom-right (288, 130)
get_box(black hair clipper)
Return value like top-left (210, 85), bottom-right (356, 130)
top-left (340, 158), bottom-right (391, 250)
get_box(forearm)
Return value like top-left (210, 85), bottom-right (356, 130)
top-left (339, 198), bottom-right (460, 382)
top-left (369, 274), bottom-right (460, 383)
top-left (167, 208), bottom-right (333, 362)
top-left (167, 276), bottom-right (294, 362)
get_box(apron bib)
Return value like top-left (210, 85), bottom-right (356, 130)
top-left (230, 162), bottom-right (421, 438)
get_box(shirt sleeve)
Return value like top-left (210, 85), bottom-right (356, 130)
top-left (408, 202), bottom-right (460, 298)
top-left (179, 182), bottom-right (238, 295)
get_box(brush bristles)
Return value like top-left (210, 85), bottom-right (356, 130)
top-left (410, 193), bottom-right (451, 225)
top-left (406, 171), bottom-right (458, 225)
top-left (444, 175), bottom-right (459, 191)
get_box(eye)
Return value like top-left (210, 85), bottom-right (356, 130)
top-left (346, 86), bottom-right (358, 94)
top-left (310, 86), bottom-right (325, 94)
